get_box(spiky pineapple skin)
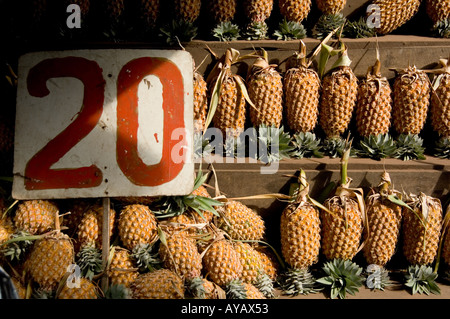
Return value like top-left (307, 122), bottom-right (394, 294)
top-left (25, 233), bottom-right (75, 290)
top-left (159, 231), bottom-right (203, 280)
top-left (278, 0), bottom-right (312, 23)
top-left (244, 0), bottom-right (273, 22)
top-left (319, 66), bottom-right (358, 138)
top-left (321, 197), bottom-right (363, 261)
top-left (393, 66), bottom-right (431, 135)
top-left (402, 195), bottom-right (443, 266)
top-left (234, 241), bottom-right (265, 284)
top-left (244, 283), bottom-right (266, 299)
top-left (194, 72), bottom-right (209, 132)
top-left (362, 198), bottom-right (402, 266)
top-left (118, 204), bottom-right (158, 251)
top-left (58, 277), bottom-right (98, 299)
top-left (443, 220), bottom-right (450, 266)
top-left (247, 59), bottom-right (283, 128)
top-left (280, 202), bottom-right (321, 269)
top-left (356, 74), bottom-right (393, 137)
top-left (254, 245), bottom-right (279, 281)
top-left (430, 73), bottom-right (450, 138)
top-left (426, 0), bottom-right (450, 24)
top-left (77, 204), bottom-right (116, 250)
top-left (216, 201), bottom-right (265, 241)
top-left (14, 200), bottom-right (58, 235)
top-left (131, 268), bottom-right (185, 299)
top-left (208, 0), bottom-right (237, 23)
top-left (202, 239), bottom-right (243, 287)
top-left (316, 0), bottom-right (346, 14)
top-left (174, 0), bottom-right (201, 23)
top-left (212, 72), bottom-right (247, 138)
top-left (108, 247), bottom-right (139, 288)
top-left (371, 0), bottom-right (421, 35)
top-left (284, 66), bottom-right (320, 133)
top-left (139, 0), bottom-right (161, 29)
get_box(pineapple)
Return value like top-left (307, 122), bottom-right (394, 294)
top-left (10, 277), bottom-right (27, 299)
top-left (14, 200), bottom-right (59, 235)
top-left (215, 200), bottom-right (265, 241)
top-left (247, 50), bottom-right (283, 128)
top-left (62, 199), bottom-right (97, 237)
top-left (441, 205), bottom-right (450, 267)
top-left (426, 0), bottom-right (450, 24)
top-left (130, 268), bottom-right (185, 299)
top-left (405, 264), bottom-right (441, 295)
top-left (243, 283), bottom-right (266, 299)
top-left (233, 241), bottom-right (265, 284)
top-left (158, 230), bottom-right (203, 280)
top-left (207, 0), bottom-right (237, 23)
top-left (356, 55), bottom-right (393, 138)
top-left (107, 246), bottom-right (139, 288)
top-left (117, 204), bottom-right (159, 251)
top-left (57, 277), bottom-right (98, 299)
top-left (316, 259), bottom-right (364, 299)
top-left (138, 0), bottom-right (161, 30)
top-left (320, 143), bottom-right (365, 261)
top-left (194, 71), bottom-right (209, 133)
top-left (202, 238), bottom-right (243, 287)
top-left (76, 204), bottom-right (116, 250)
top-left (278, 0), bottom-right (312, 23)
top-left (243, 0), bottom-right (273, 39)
top-left (273, 19), bottom-right (307, 40)
top-left (280, 170), bottom-right (321, 270)
top-left (319, 47), bottom-right (358, 139)
top-left (369, 0), bottom-right (422, 35)
top-left (316, 0), bottom-right (347, 15)
top-left (283, 41), bottom-right (320, 133)
top-left (402, 193), bottom-right (443, 266)
top-left (174, 0), bottom-right (201, 23)
top-left (25, 213), bottom-right (75, 291)
top-left (254, 245), bottom-right (280, 281)
top-left (312, 13), bottom-right (346, 39)
top-left (392, 65), bottom-right (431, 136)
top-left (207, 49), bottom-right (251, 139)
top-left (428, 58), bottom-right (450, 138)
top-left (362, 172), bottom-right (403, 266)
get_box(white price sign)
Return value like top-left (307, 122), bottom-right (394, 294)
top-left (13, 49), bottom-right (194, 199)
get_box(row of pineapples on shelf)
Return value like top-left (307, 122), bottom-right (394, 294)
top-left (0, 146), bottom-right (449, 299)
top-left (192, 39), bottom-right (450, 162)
top-left (19, 0), bottom-right (450, 42)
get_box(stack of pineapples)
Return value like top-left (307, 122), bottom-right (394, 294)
top-left (0, 169), bottom-right (284, 299)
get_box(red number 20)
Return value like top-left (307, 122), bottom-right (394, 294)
top-left (25, 56), bottom-right (186, 190)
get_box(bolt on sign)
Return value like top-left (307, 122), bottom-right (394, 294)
top-left (13, 49), bottom-right (194, 199)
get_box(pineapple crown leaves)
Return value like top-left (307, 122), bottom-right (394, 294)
top-left (255, 125), bottom-right (295, 163)
top-left (290, 132), bottom-right (324, 159)
top-left (364, 264), bottom-right (392, 291)
top-left (404, 265), bottom-right (440, 295)
top-left (316, 259), bottom-right (364, 299)
top-left (244, 21), bottom-right (269, 40)
top-left (393, 134), bottom-right (426, 161)
top-left (432, 18), bottom-right (450, 38)
top-left (186, 277), bottom-right (208, 299)
top-left (278, 268), bottom-right (322, 296)
top-left (343, 17), bottom-right (376, 39)
top-left (152, 169), bottom-right (223, 219)
top-left (131, 242), bottom-right (162, 273)
top-left (212, 21), bottom-right (241, 42)
top-left (357, 134), bottom-right (397, 160)
top-left (273, 19), bottom-right (307, 41)
top-left (158, 19), bottom-right (198, 46)
top-left (225, 279), bottom-right (247, 299)
top-left (104, 284), bottom-right (131, 299)
top-left (0, 230), bottom-right (36, 262)
top-left (254, 272), bottom-right (275, 299)
top-left (76, 243), bottom-right (103, 281)
top-left (312, 13), bottom-right (347, 40)
top-left (433, 137), bottom-right (450, 159)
